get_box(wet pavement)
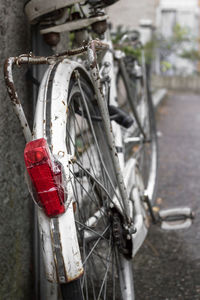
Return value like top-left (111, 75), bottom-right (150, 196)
top-left (133, 92), bottom-right (200, 299)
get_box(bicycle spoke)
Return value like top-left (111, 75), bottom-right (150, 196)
top-left (97, 234), bottom-right (112, 300)
top-left (77, 78), bottom-right (125, 209)
top-left (62, 73), bottom-right (134, 300)
top-left (69, 168), bottom-right (109, 221)
top-left (83, 225), bottom-right (110, 266)
top-left (75, 220), bottom-right (108, 241)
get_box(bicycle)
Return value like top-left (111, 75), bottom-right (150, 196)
top-left (4, 1), bottom-right (159, 299)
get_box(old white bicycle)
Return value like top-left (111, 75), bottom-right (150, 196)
top-left (5, 0), bottom-right (192, 299)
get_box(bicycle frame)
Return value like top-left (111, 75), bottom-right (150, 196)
top-left (4, 37), bottom-right (149, 284)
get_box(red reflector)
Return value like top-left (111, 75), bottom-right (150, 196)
top-left (26, 150), bottom-right (45, 164)
top-left (24, 138), bottom-right (66, 217)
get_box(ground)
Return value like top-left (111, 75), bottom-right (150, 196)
top-left (133, 92), bottom-right (200, 299)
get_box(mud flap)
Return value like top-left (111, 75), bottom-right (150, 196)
top-left (38, 204), bottom-right (83, 283)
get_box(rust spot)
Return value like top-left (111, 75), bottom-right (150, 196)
top-left (73, 202), bottom-right (77, 212)
top-left (41, 231), bottom-right (46, 252)
top-left (62, 100), bottom-right (65, 106)
top-left (46, 273), bottom-right (54, 283)
top-left (67, 269), bottom-right (84, 283)
top-left (50, 122), bottom-right (53, 127)
top-left (58, 151), bottom-right (65, 157)
top-left (43, 120), bottom-right (46, 124)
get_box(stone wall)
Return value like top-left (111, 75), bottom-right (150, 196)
top-left (0, 1), bottom-right (33, 299)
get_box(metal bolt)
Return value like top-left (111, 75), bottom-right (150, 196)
top-left (59, 276), bottom-right (66, 283)
top-left (104, 61), bottom-right (110, 67)
top-left (43, 32), bottom-right (60, 47)
top-left (127, 234), bottom-right (131, 240)
top-left (129, 226), bottom-right (137, 235)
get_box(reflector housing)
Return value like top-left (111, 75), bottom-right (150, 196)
top-left (24, 138), bottom-right (65, 217)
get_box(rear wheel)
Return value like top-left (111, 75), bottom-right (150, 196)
top-left (60, 71), bottom-right (135, 300)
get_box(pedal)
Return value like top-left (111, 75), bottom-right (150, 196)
top-left (159, 207), bottom-right (194, 230)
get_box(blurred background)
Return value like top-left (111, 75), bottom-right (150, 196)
top-left (0, 0), bottom-right (200, 299)
top-left (110, 0), bottom-right (200, 89)
top-left (109, 0), bottom-right (200, 299)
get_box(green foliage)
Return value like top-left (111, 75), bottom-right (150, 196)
top-left (180, 49), bottom-right (200, 61)
top-left (112, 23), bottom-right (200, 74)
top-left (69, 32), bottom-right (75, 47)
top-left (112, 25), bottom-right (156, 64)
top-left (111, 25), bottom-right (125, 44)
top-left (121, 45), bottom-right (141, 60)
top-left (156, 23), bottom-right (199, 73)
top-left (144, 39), bottom-right (156, 64)
top-left (172, 23), bottom-right (190, 43)
top-left (161, 61), bottom-right (172, 72)
top-left (156, 24), bottom-right (191, 54)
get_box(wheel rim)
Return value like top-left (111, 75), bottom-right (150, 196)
top-left (65, 76), bottom-right (134, 300)
top-left (117, 58), bottom-right (157, 204)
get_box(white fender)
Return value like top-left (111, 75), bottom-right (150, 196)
top-left (34, 59), bottom-right (89, 283)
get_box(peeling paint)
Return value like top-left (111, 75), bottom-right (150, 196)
top-left (58, 151), bottom-right (65, 158)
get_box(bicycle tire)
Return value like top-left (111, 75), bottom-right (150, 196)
top-left (117, 55), bottom-right (158, 205)
top-left (43, 65), bottom-right (135, 300)
top-left (61, 279), bottom-right (83, 300)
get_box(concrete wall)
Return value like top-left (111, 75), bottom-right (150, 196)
top-left (152, 74), bottom-right (200, 92)
top-left (108, 0), bottom-right (158, 29)
top-left (0, 1), bottom-right (33, 299)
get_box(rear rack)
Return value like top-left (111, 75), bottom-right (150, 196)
top-left (4, 40), bottom-right (109, 142)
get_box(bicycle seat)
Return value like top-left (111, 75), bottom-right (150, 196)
top-left (24, 0), bottom-right (83, 24)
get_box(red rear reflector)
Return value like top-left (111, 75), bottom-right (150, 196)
top-left (26, 150), bottom-right (45, 164)
top-left (24, 138), bottom-right (66, 217)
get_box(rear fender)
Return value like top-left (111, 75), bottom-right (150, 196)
top-left (33, 59), bottom-right (90, 283)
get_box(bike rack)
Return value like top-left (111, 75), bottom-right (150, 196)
top-left (4, 40), bottom-right (109, 143)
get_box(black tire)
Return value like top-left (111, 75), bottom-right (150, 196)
top-left (61, 279), bottom-right (83, 300)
